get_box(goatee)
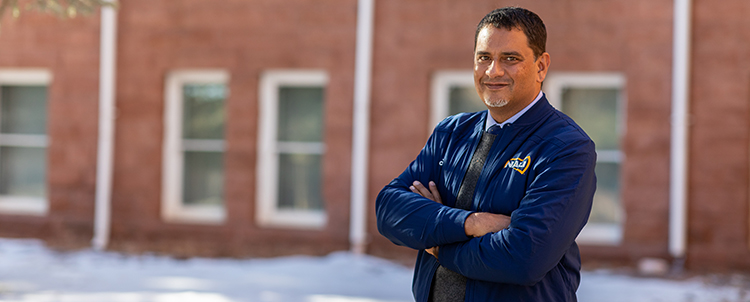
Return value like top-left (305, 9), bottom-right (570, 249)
top-left (484, 98), bottom-right (509, 108)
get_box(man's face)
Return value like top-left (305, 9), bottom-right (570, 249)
top-left (473, 26), bottom-right (549, 114)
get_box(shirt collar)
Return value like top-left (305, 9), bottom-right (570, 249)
top-left (485, 90), bottom-right (544, 131)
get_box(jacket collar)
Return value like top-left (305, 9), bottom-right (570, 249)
top-left (481, 93), bottom-right (554, 131)
top-left (505, 94), bottom-right (554, 127)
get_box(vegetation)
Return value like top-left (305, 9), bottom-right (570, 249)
top-left (0, 0), bottom-right (117, 21)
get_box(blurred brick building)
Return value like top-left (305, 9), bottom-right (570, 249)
top-left (0, 0), bottom-right (748, 271)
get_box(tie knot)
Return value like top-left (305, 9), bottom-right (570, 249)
top-left (487, 125), bottom-right (502, 135)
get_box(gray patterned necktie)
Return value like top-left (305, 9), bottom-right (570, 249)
top-left (430, 125), bottom-right (501, 302)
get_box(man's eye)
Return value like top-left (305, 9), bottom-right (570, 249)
top-left (505, 57), bottom-right (518, 61)
top-left (478, 55), bottom-right (490, 61)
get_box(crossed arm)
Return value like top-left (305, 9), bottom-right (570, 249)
top-left (408, 180), bottom-right (510, 257)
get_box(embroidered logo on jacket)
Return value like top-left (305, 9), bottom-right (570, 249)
top-left (504, 156), bottom-right (531, 174)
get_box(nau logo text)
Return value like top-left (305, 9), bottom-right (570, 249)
top-left (504, 156), bottom-right (531, 175)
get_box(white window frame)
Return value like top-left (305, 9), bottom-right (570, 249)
top-left (545, 72), bottom-right (627, 245)
top-left (256, 70), bottom-right (328, 229)
top-left (0, 69), bottom-right (52, 216)
top-left (162, 69), bottom-right (229, 224)
top-left (430, 70), bottom-right (475, 128)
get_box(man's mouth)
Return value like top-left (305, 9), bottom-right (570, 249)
top-left (484, 82), bottom-right (509, 90)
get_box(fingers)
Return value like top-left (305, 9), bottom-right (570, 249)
top-left (428, 181), bottom-right (442, 204)
top-left (464, 212), bottom-right (511, 237)
top-left (410, 181), bottom-right (434, 201)
top-left (410, 181), bottom-right (443, 204)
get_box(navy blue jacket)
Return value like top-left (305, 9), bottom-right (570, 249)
top-left (376, 96), bottom-right (596, 301)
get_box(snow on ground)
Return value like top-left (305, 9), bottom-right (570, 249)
top-left (0, 238), bottom-right (747, 302)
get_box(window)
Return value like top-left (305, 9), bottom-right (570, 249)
top-left (545, 73), bottom-right (626, 245)
top-left (0, 69), bottom-right (51, 216)
top-left (162, 70), bottom-right (229, 224)
top-left (257, 70), bottom-right (327, 229)
top-left (430, 71), bottom-right (486, 127)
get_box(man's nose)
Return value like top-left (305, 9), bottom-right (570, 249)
top-left (487, 60), bottom-right (504, 77)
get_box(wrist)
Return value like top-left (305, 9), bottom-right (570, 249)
top-left (463, 212), bottom-right (477, 237)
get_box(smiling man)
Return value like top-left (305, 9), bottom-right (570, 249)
top-left (376, 7), bottom-right (597, 302)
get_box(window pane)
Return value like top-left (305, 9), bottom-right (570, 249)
top-left (182, 84), bottom-right (226, 140)
top-left (182, 151), bottom-right (224, 206)
top-left (1, 86), bottom-right (48, 135)
top-left (561, 88), bottom-right (619, 150)
top-left (449, 86), bottom-right (485, 115)
top-left (277, 87), bottom-right (324, 142)
top-left (277, 153), bottom-right (323, 210)
top-left (589, 162), bottom-right (621, 224)
top-left (0, 146), bottom-right (46, 197)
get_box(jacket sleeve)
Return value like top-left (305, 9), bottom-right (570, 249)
top-left (437, 138), bottom-right (596, 286)
top-left (375, 126), bottom-right (473, 250)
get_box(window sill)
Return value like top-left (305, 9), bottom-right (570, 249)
top-left (162, 204), bottom-right (225, 225)
top-left (0, 196), bottom-right (48, 216)
top-left (576, 223), bottom-right (622, 246)
top-left (256, 209), bottom-right (327, 230)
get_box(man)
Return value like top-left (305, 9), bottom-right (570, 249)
top-left (375, 7), bottom-right (596, 302)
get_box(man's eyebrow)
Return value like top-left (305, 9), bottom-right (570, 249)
top-left (474, 51), bottom-right (525, 57)
top-left (501, 51), bottom-right (523, 57)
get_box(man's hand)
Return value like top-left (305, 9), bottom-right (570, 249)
top-left (425, 246), bottom-right (439, 258)
top-left (410, 180), bottom-right (442, 204)
top-left (410, 180), bottom-right (511, 238)
top-left (464, 212), bottom-right (511, 237)
top-left (410, 180), bottom-right (511, 258)
top-left (410, 181), bottom-right (442, 259)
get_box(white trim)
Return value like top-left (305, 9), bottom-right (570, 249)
top-left (0, 69), bottom-right (52, 85)
top-left (545, 72), bottom-right (627, 246)
top-left (544, 72), bottom-right (626, 108)
top-left (575, 223), bottom-right (623, 245)
top-left (161, 204), bottom-right (225, 225)
top-left (596, 150), bottom-right (623, 163)
top-left (0, 68), bottom-right (52, 217)
top-left (161, 69), bottom-right (229, 224)
top-left (257, 70), bottom-right (328, 230)
top-left (430, 71), bottom-right (474, 128)
top-left (350, 0), bottom-right (375, 254)
top-left (277, 142), bottom-right (325, 154)
top-left (92, 4), bottom-right (117, 250)
top-left (0, 134), bottom-right (48, 147)
top-left (0, 196), bottom-right (48, 216)
top-left (669, 0), bottom-right (692, 261)
top-left (261, 209), bottom-right (327, 229)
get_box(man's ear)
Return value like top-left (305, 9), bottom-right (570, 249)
top-left (536, 52), bottom-right (550, 83)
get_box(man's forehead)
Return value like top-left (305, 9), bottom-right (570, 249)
top-left (477, 25), bottom-right (525, 40)
top-left (475, 26), bottom-right (531, 53)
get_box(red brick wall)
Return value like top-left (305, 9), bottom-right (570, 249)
top-left (0, 12), bottom-right (100, 247)
top-left (109, 0), bottom-right (357, 257)
top-left (686, 0), bottom-right (750, 270)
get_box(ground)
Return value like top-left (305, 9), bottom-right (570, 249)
top-left (0, 238), bottom-right (748, 302)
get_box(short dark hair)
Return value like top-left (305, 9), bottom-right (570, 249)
top-left (474, 7), bottom-right (547, 59)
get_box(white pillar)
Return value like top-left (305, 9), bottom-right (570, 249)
top-left (92, 4), bottom-right (117, 251)
top-left (669, 0), bottom-right (692, 260)
top-left (350, 0), bottom-right (375, 255)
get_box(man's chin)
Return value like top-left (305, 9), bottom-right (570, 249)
top-left (484, 98), bottom-right (509, 108)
